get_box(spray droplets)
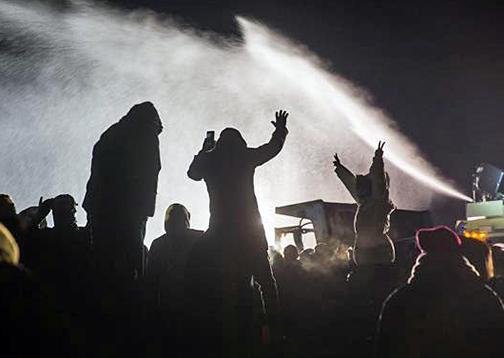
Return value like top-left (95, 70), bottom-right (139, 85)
top-left (0, 2), bottom-right (470, 247)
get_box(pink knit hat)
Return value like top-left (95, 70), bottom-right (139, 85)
top-left (416, 225), bottom-right (462, 254)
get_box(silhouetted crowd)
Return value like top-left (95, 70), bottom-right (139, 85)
top-left (1, 102), bottom-right (503, 357)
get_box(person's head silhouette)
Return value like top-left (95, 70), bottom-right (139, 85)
top-left (125, 101), bottom-right (163, 134)
top-left (52, 194), bottom-right (78, 229)
top-left (216, 128), bottom-right (247, 151)
top-left (284, 245), bottom-right (299, 263)
top-left (0, 194), bottom-right (16, 219)
top-left (164, 203), bottom-right (190, 234)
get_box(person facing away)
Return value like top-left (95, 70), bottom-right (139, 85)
top-left (146, 203), bottom-right (203, 310)
top-left (83, 101), bottom-right (162, 280)
top-left (284, 244), bottom-right (300, 265)
top-left (33, 194), bottom-right (90, 247)
top-left (187, 110), bottom-right (288, 254)
top-left (186, 110), bottom-right (288, 354)
top-left (376, 226), bottom-right (504, 358)
top-left (187, 109), bottom-right (287, 255)
top-left (333, 141), bottom-right (395, 265)
top-left (26, 195), bottom-right (90, 284)
top-left (273, 245), bottom-right (301, 294)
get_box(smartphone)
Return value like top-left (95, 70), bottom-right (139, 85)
top-left (206, 131), bottom-right (215, 142)
top-left (203, 130), bottom-right (215, 151)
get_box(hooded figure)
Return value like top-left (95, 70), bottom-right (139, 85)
top-left (187, 111), bottom-right (288, 251)
top-left (333, 141), bottom-right (395, 265)
top-left (146, 203), bottom-right (202, 310)
top-left (186, 110), bottom-right (288, 355)
top-left (83, 102), bottom-right (162, 280)
top-left (187, 113), bottom-right (287, 252)
top-left (376, 226), bottom-right (504, 358)
top-left (146, 204), bottom-right (203, 356)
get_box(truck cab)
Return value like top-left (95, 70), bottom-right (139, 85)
top-left (456, 163), bottom-right (504, 244)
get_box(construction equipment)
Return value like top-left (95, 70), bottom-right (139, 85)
top-left (274, 199), bottom-right (432, 252)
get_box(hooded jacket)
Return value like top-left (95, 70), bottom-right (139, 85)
top-left (187, 126), bottom-right (287, 252)
top-left (83, 102), bottom-right (161, 218)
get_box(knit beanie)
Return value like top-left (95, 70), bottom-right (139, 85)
top-left (416, 225), bottom-right (462, 254)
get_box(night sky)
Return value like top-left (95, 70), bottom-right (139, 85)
top-left (110, 0), bottom-right (504, 219)
top-left (101, 2), bottom-right (501, 164)
top-left (106, 0), bottom-right (504, 180)
top-left (21, 0), bottom-right (504, 221)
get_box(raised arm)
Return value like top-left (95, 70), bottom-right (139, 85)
top-left (369, 141), bottom-right (387, 199)
top-left (187, 151), bottom-right (207, 181)
top-left (333, 153), bottom-right (359, 202)
top-left (188, 132), bottom-right (216, 181)
top-left (249, 110), bottom-right (289, 167)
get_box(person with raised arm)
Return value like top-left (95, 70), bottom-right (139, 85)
top-left (186, 110), bottom-right (288, 356)
top-left (333, 141), bottom-right (395, 265)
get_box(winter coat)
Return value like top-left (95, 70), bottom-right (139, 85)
top-left (376, 253), bottom-right (504, 357)
top-left (187, 127), bottom-right (287, 252)
top-left (83, 103), bottom-right (161, 219)
top-left (335, 150), bottom-right (395, 264)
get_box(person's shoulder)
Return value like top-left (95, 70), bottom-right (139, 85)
top-left (150, 234), bottom-right (168, 249)
top-left (98, 122), bottom-right (121, 141)
top-left (381, 284), bottom-right (412, 310)
top-left (153, 233), bottom-right (168, 243)
top-left (93, 122), bottom-right (122, 155)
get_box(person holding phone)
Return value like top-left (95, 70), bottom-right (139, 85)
top-left (187, 110), bottom-right (288, 254)
top-left (186, 110), bottom-right (288, 354)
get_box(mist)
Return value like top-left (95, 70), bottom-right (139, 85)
top-left (0, 0), bottom-right (470, 246)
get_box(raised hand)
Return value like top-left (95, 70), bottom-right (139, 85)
top-left (333, 153), bottom-right (342, 168)
top-left (375, 141), bottom-right (385, 156)
top-left (38, 196), bottom-right (54, 218)
top-left (271, 110), bottom-right (288, 129)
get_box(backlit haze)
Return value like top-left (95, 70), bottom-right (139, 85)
top-left (0, 1), bottom-right (471, 247)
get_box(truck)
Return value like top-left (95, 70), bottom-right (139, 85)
top-left (456, 163), bottom-right (504, 244)
top-left (274, 199), bottom-right (432, 263)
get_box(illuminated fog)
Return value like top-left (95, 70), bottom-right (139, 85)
top-left (0, 1), bottom-right (470, 246)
